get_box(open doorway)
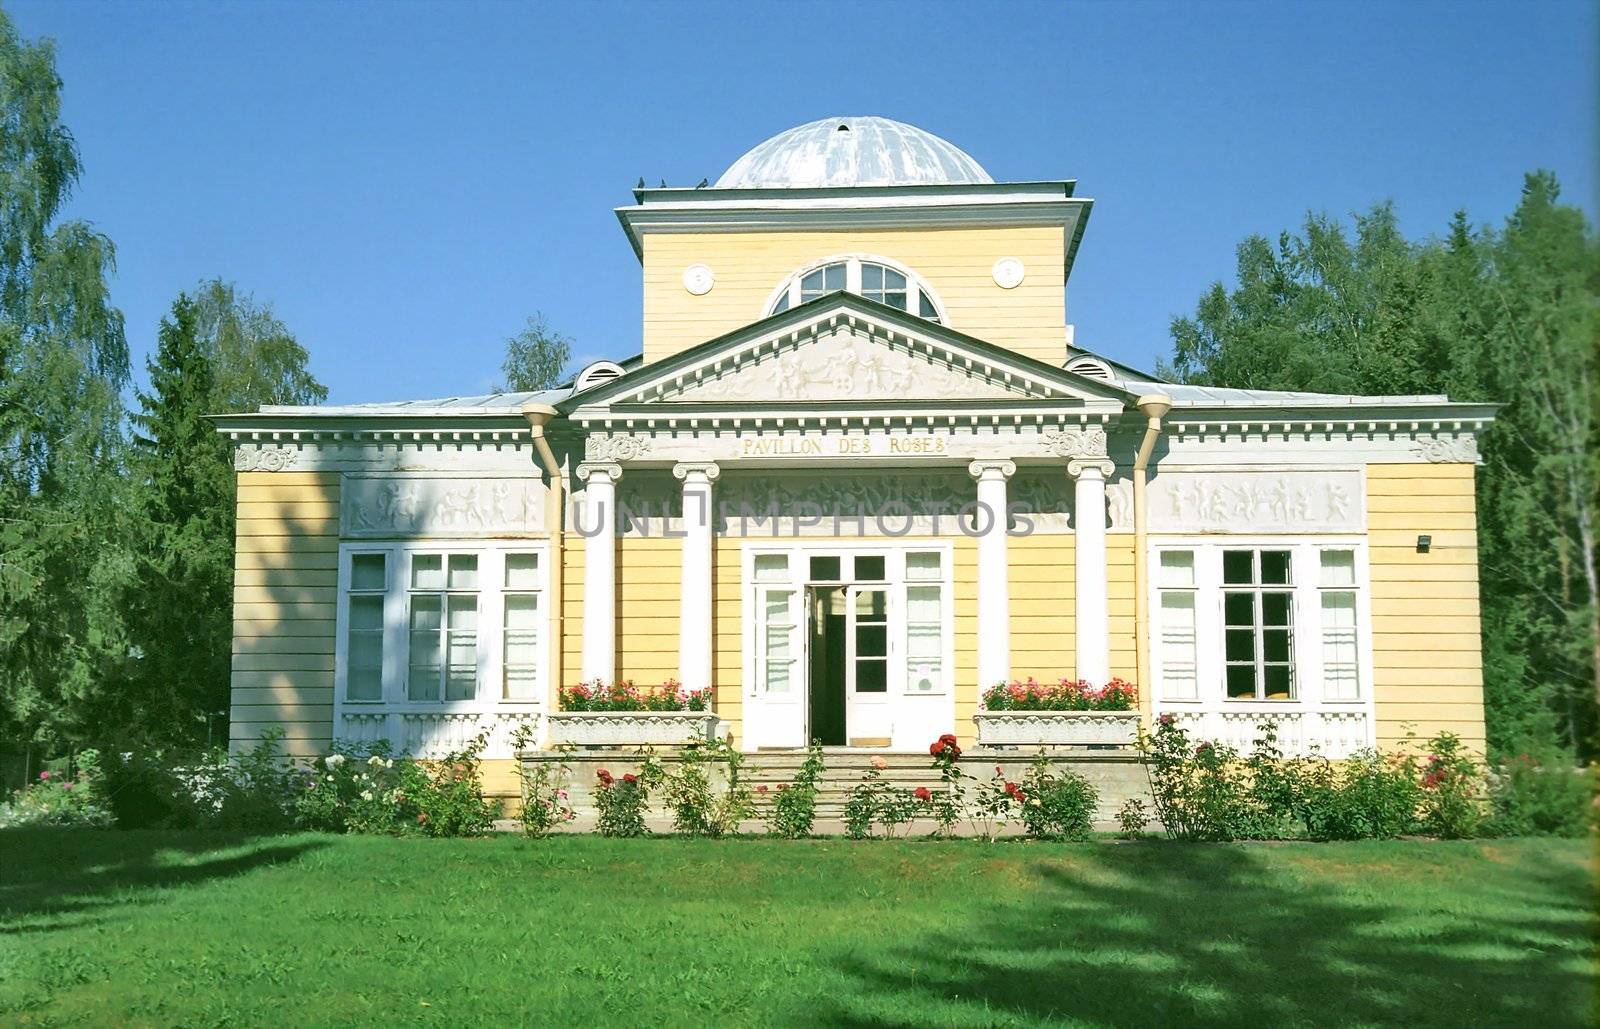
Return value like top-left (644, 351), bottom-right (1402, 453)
top-left (806, 586), bottom-right (847, 745)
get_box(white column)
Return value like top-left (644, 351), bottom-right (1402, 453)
top-left (1070, 458), bottom-right (1115, 684)
top-left (674, 461), bottom-right (719, 696)
top-left (576, 462), bottom-right (622, 683)
top-left (968, 459), bottom-right (1016, 691)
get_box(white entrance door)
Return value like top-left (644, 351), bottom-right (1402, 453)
top-left (845, 585), bottom-right (893, 744)
top-left (746, 583), bottom-right (806, 748)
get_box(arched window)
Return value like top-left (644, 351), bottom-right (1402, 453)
top-left (767, 257), bottom-right (946, 324)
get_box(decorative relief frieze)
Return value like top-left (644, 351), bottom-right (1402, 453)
top-left (234, 446), bottom-right (300, 472)
top-left (610, 470), bottom-right (1075, 538)
top-left (1413, 436), bottom-right (1478, 463)
top-left (1106, 479), bottom-right (1134, 532)
top-left (585, 435), bottom-right (653, 462)
top-left (1041, 427), bottom-right (1108, 459)
top-left (341, 476), bottom-right (545, 537)
top-left (665, 331), bottom-right (1022, 404)
top-left (1148, 469), bottom-right (1363, 533)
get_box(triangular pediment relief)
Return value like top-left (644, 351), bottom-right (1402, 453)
top-left (566, 296), bottom-right (1133, 413)
top-left (668, 323), bottom-right (1026, 404)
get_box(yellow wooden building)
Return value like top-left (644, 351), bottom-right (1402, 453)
top-left (219, 117), bottom-right (1494, 799)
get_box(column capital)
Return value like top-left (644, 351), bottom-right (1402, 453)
top-left (1067, 457), bottom-right (1115, 481)
top-left (672, 461), bottom-right (721, 483)
top-left (575, 461), bottom-right (622, 485)
top-left (967, 458), bottom-right (1017, 482)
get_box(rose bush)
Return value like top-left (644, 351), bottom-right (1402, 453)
top-left (981, 677), bottom-right (1138, 712)
top-left (559, 678), bottom-right (709, 712)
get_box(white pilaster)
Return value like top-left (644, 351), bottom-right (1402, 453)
top-left (968, 459), bottom-right (1016, 691)
top-left (1070, 458), bottom-right (1115, 684)
top-left (673, 461), bottom-right (720, 696)
top-left (576, 462), bottom-right (622, 683)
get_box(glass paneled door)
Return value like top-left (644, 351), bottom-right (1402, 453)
top-left (845, 585), bottom-right (892, 745)
top-left (743, 545), bottom-right (955, 750)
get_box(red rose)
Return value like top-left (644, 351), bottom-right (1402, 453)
top-left (777, 783), bottom-right (788, 792)
top-left (914, 786), bottom-right (932, 802)
top-left (929, 741), bottom-right (943, 756)
top-left (596, 768), bottom-right (614, 786)
top-left (756, 784), bottom-right (769, 793)
top-left (622, 773), bottom-right (637, 784)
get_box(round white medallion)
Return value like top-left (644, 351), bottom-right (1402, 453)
top-left (992, 257), bottom-right (1025, 289)
top-left (682, 263), bottom-right (715, 295)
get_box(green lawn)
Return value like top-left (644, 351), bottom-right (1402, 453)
top-left (0, 832), bottom-right (1594, 1027)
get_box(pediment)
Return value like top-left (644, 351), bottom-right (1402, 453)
top-left (566, 296), bottom-right (1133, 413)
top-left (669, 323), bottom-right (1026, 404)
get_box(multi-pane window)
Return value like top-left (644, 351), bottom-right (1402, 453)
top-left (767, 258), bottom-right (944, 323)
top-left (755, 554), bottom-right (796, 695)
top-left (1223, 549), bottom-right (1295, 699)
top-left (851, 589), bottom-right (889, 693)
top-left (1157, 551), bottom-right (1198, 700)
top-left (340, 545), bottom-right (547, 708)
top-left (905, 551), bottom-right (944, 693)
top-left (502, 554), bottom-right (541, 700)
top-left (345, 553), bottom-right (387, 701)
top-left (407, 553), bottom-right (480, 702)
top-left (1319, 550), bottom-right (1360, 700)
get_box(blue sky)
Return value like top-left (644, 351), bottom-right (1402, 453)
top-left (10, 0), bottom-right (1596, 406)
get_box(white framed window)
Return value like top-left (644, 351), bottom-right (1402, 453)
top-left (502, 553), bottom-right (542, 701)
top-left (1150, 540), bottom-right (1371, 707)
top-left (345, 553), bottom-right (387, 702)
top-left (1156, 551), bottom-right (1198, 701)
top-left (905, 551), bottom-right (945, 694)
top-left (1319, 549), bottom-right (1360, 701)
top-left (336, 542), bottom-right (550, 709)
top-left (1222, 548), bottom-right (1296, 700)
top-left (765, 255), bottom-right (947, 324)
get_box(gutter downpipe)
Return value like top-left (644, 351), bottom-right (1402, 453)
top-left (521, 403), bottom-right (564, 731)
top-left (1132, 394), bottom-right (1173, 728)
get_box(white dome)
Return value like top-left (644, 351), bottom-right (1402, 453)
top-left (715, 116), bottom-right (993, 189)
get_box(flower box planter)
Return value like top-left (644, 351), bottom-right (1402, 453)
top-left (973, 710), bottom-right (1140, 748)
top-left (546, 710), bottom-right (723, 748)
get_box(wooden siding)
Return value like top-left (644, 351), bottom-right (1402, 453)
top-left (642, 226), bottom-right (1068, 365)
top-left (230, 472), bottom-right (341, 758)
top-left (1366, 464), bottom-right (1487, 751)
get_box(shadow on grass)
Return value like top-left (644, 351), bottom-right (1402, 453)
top-left (827, 842), bottom-right (1597, 1028)
top-left (0, 829), bottom-right (326, 935)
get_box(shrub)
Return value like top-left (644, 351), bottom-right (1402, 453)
top-left (926, 734), bottom-right (966, 837)
top-left (981, 677), bottom-right (1138, 711)
top-left (842, 756), bottom-right (921, 840)
top-left (1020, 754), bottom-right (1098, 841)
top-left (0, 752), bottom-right (114, 829)
top-left (182, 732), bottom-right (301, 832)
top-left (1488, 739), bottom-right (1597, 838)
top-left (642, 739), bottom-right (751, 838)
top-left (100, 747), bottom-right (192, 828)
top-left (294, 736), bottom-right (499, 837)
top-left (1298, 750), bottom-right (1421, 841)
top-left (559, 679), bottom-right (708, 712)
top-left (1116, 797), bottom-right (1149, 839)
top-left (1140, 716), bottom-right (1260, 841)
top-left (594, 767), bottom-right (649, 837)
top-left (1244, 722), bottom-right (1304, 838)
top-left (1417, 732), bottom-right (1483, 839)
top-left (517, 757), bottom-right (576, 838)
top-left (408, 737), bottom-right (500, 837)
top-left (766, 741), bottom-right (825, 839)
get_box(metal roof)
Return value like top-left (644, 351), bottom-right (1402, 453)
top-left (715, 117), bottom-right (993, 189)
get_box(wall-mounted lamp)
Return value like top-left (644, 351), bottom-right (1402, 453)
top-left (1416, 534), bottom-right (1432, 554)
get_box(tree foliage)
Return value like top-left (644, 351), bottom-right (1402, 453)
top-left (498, 312), bottom-right (572, 392)
top-left (0, 10), bottom-right (132, 748)
top-left (1166, 173), bottom-right (1600, 755)
top-left (121, 282), bottom-right (325, 746)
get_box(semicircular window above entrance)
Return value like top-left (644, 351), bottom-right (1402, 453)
top-left (767, 257), bottom-right (945, 324)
